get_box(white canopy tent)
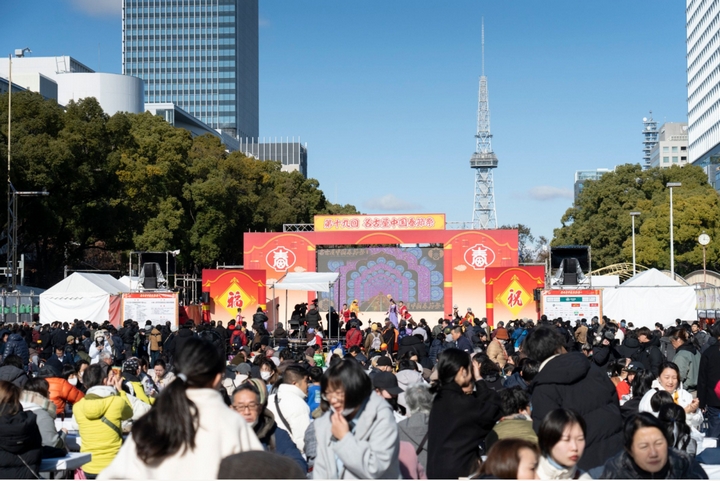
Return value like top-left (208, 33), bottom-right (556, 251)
top-left (271, 272), bottom-right (340, 292)
top-left (118, 275), bottom-right (140, 290)
top-left (270, 272), bottom-right (340, 337)
top-left (602, 268), bottom-right (697, 328)
top-left (40, 273), bottom-right (131, 326)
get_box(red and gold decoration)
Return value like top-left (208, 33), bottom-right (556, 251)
top-left (201, 269), bottom-right (267, 324)
top-left (485, 266), bottom-right (545, 326)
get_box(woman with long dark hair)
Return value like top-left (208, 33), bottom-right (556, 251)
top-left (426, 348), bottom-right (502, 479)
top-left (98, 338), bottom-right (262, 479)
top-left (0, 380), bottom-right (42, 479)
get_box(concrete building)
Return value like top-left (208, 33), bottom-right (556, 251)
top-left (649, 122), bottom-right (689, 168)
top-left (146, 102), bottom-right (240, 150)
top-left (122, 0), bottom-right (259, 140)
top-left (574, 168), bottom-right (611, 204)
top-left (239, 138), bottom-right (308, 177)
top-left (687, 0), bottom-right (720, 187)
top-left (0, 55), bottom-right (144, 115)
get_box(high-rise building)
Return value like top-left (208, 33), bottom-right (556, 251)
top-left (687, 0), bottom-right (720, 187)
top-left (239, 138), bottom-right (308, 177)
top-left (648, 122), bottom-right (689, 169)
top-left (122, 0), bottom-right (259, 139)
top-left (642, 113), bottom-right (658, 169)
top-left (574, 169), bottom-right (611, 204)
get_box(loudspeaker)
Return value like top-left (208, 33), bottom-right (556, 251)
top-left (201, 291), bottom-right (210, 303)
top-left (143, 263), bottom-right (156, 277)
top-left (533, 289), bottom-right (542, 301)
top-left (563, 273), bottom-right (577, 285)
top-left (564, 258), bottom-right (578, 274)
top-left (143, 277), bottom-right (157, 289)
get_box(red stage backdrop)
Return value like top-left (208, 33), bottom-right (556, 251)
top-left (202, 269), bottom-right (267, 324)
top-left (244, 218), bottom-right (518, 324)
top-left (485, 266), bottom-right (545, 326)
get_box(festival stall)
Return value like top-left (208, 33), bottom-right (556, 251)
top-left (39, 273), bottom-right (131, 326)
top-left (602, 268), bottom-right (697, 328)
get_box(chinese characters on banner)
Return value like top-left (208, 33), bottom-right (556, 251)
top-left (485, 266), bottom-right (545, 327)
top-left (315, 214), bottom-right (445, 232)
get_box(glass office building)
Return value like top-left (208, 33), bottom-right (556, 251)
top-left (122, 0), bottom-right (259, 139)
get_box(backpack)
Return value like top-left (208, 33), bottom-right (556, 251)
top-left (198, 329), bottom-right (226, 360)
top-left (370, 332), bottom-right (382, 351)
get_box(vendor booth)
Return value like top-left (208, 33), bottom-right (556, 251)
top-left (602, 268), bottom-right (697, 328)
top-left (40, 273), bottom-right (131, 326)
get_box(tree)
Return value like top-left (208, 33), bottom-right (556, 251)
top-left (552, 163), bottom-right (720, 275)
top-left (500, 223), bottom-right (549, 263)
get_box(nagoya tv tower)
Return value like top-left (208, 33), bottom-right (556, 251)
top-left (470, 18), bottom-right (499, 229)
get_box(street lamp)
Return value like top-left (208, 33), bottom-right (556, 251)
top-left (630, 212), bottom-right (641, 276)
top-left (667, 182), bottom-right (682, 280)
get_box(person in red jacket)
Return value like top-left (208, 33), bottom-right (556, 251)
top-left (345, 321), bottom-right (363, 349)
top-left (38, 365), bottom-right (84, 416)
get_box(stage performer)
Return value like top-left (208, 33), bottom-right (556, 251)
top-left (387, 297), bottom-right (399, 328)
top-left (340, 303), bottom-right (351, 325)
top-left (350, 299), bottom-right (361, 319)
top-left (398, 301), bottom-right (412, 323)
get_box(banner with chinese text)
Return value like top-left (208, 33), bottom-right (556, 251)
top-left (541, 289), bottom-right (602, 321)
top-left (314, 214), bottom-right (445, 232)
top-left (122, 292), bottom-right (179, 329)
top-left (201, 270), bottom-right (267, 325)
top-left (485, 266), bottom-right (545, 327)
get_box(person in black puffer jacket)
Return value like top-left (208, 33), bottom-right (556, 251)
top-left (599, 412), bottom-right (707, 479)
top-left (2, 333), bottom-right (29, 368)
top-left (165, 322), bottom-right (196, 364)
top-left (0, 380), bottom-right (42, 479)
top-left (527, 327), bottom-right (623, 471)
top-left (398, 334), bottom-right (428, 364)
top-left (617, 333), bottom-right (643, 361)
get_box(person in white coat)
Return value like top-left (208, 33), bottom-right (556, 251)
top-left (267, 364), bottom-right (311, 454)
top-left (638, 361), bottom-right (703, 430)
top-left (88, 333), bottom-right (112, 365)
top-left (98, 338), bottom-right (262, 480)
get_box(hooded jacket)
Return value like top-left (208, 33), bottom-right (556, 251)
top-left (674, 342), bottom-right (701, 390)
top-left (397, 411), bottom-right (429, 471)
top-left (638, 380), bottom-right (704, 429)
top-left (599, 447), bottom-right (707, 479)
top-left (254, 408), bottom-right (307, 472)
top-left (0, 365), bottom-right (29, 388)
top-left (166, 327), bottom-right (195, 362)
top-left (632, 334), bottom-right (664, 378)
top-left (3, 333), bottom-right (29, 366)
top-left (427, 381), bottom-right (501, 479)
top-left (72, 385), bottom-right (133, 475)
top-left (148, 328), bottom-right (162, 352)
top-left (531, 352), bottom-right (623, 471)
top-left (0, 406), bottom-right (42, 479)
top-left (313, 392), bottom-right (400, 479)
top-left (98, 388), bottom-right (263, 480)
top-left (46, 376), bottom-right (85, 416)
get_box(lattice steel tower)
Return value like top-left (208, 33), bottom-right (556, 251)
top-left (470, 19), bottom-right (498, 229)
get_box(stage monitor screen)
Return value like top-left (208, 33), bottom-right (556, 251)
top-left (316, 245), bottom-right (445, 313)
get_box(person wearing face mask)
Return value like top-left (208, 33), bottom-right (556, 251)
top-left (256, 357), bottom-right (279, 391)
top-left (38, 364), bottom-right (85, 417)
top-left (266, 364), bottom-right (311, 455)
top-left (313, 359), bottom-right (400, 479)
top-left (230, 379), bottom-right (307, 472)
top-left (487, 328), bottom-right (509, 369)
top-left (536, 408), bottom-right (590, 480)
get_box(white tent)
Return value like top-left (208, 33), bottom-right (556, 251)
top-left (270, 272), bottom-right (339, 292)
top-left (40, 273), bottom-right (131, 326)
top-left (602, 268), bottom-right (697, 328)
top-left (118, 275), bottom-right (140, 290)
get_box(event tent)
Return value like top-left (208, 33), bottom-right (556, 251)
top-left (40, 273), bottom-right (131, 326)
top-left (602, 268), bottom-right (697, 328)
top-left (270, 272), bottom-right (339, 292)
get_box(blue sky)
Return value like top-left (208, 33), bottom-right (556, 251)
top-left (0, 1), bottom-right (688, 241)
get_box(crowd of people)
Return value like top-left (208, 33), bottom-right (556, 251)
top-left (1, 307), bottom-right (720, 479)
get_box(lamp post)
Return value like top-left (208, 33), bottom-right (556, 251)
top-left (630, 212), bottom-right (641, 276)
top-left (667, 182), bottom-right (682, 280)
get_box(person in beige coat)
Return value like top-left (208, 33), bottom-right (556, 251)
top-left (487, 330), bottom-right (509, 369)
top-left (98, 338), bottom-right (262, 480)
